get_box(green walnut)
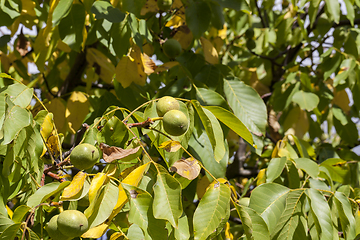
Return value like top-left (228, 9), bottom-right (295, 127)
top-left (57, 210), bottom-right (89, 238)
top-left (45, 215), bottom-right (72, 240)
top-left (163, 110), bottom-right (189, 136)
top-left (163, 39), bottom-right (182, 59)
top-left (156, 96), bottom-right (180, 117)
top-left (158, 0), bottom-right (173, 11)
top-left (70, 143), bottom-right (99, 170)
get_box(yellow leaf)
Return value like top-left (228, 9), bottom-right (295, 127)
top-left (57, 40), bottom-right (72, 53)
top-left (81, 223), bottom-right (109, 239)
top-left (170, 157), bottom-right (201, 180)
top-left (332, 89), bottom-right (351, 113)
top-left (200, 37), bottom-right (219, 64)
top-left (154, 61), bottom-right (179, 73)
top-left (196, 175), bottom-right (210, 199)
top-left (84, 173), bottom-right (108, 218)
top-left (173, 26), bottom-right (193, 49)
top-left (110, 232), bottom-right (124, 240)
top-left (110, 162), bottom-right (150, 218)
top-left (65, 91), bottom-right (90, 134)
top-left (115, 55), bottom-right (146, 88)
top-left (212, 37), bottom-right (224, 53)
top-left (224, 222), bottom-right (233, 240)
top-left (141, 0), bottom-right (159, 15)
top-left (256, 169), bottom-right (266, 186)
top-left (86, 48), bottom-right (115, 84)
top-left (40, 113), bottom-right (54, 141)
top-left (6, 205), bottom-right (13, 219)
top-left (21, 0), bottom-right (36, 16)
top-left (46, 134), bottom-right (60, 157)
top-left (166, 15), bottom-right (185, 28)
top-left (61, 172), bottom-right (87, 200)
top-left (45, 98), bottom-right (66, 133)
top-left (159, 140), bottom-right (182, 152)
top-left (142, 53), bottom-right (156, 75)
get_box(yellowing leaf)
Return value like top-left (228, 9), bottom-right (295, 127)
top-left (200, 37), bottom-right (219, 64)
top-left (173, 26), bottom-right (193, 49)
top-left (40, 113), bottom-right (54, 141)
top-left (141, 0), bottom-right (159, 15)
top-left (170, 157), bottom-right (201, 180)
top-left (256, 169), bottom-right (266, 186)
top-left (81, 222), bottom-right (109, 239)
top-left (65, 91), bottom-right (90, 134)
top-left (46, 135), bottom-right (60, 157)
top-left (142, 53), bottom-right (156, 74)
top-left (283, 106), bottom-right (309, 138)
top-left (61, 171), bottom-right (87, 200)
top-left (21, 0), bottom-right (36, 16)
top-left (86, 48), bottom-right (115, 84)
top-left (84, 173), bottom-right (108, 218)
top-left (154, 61), bottom-right (179, 73)
top-left (159, 140), bottom-right (182, 152)
top-left (110, 162), bottom-right (150, 218)
top-left (332, 89), bottom-right (351, 113)
top-left (115, 55), bottom-right (146, 88)
top-left (166, 15), bottom-right (185, 28)
top-left (45, 98), bottom-right (66, 133)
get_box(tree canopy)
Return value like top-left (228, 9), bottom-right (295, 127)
top-left (1, 0), bottom-right (360, 239)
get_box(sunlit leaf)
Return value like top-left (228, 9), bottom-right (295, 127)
top-left (153, 164), bottom-right (182, 228)
top-left (159, 140), bottom-right (182, 152)
top-left (65, 91), bottom-right (90, 134)
top-left (84, 173), bottom-right (108, 218)
top-left (170, 157), bottom-right (201, 180)
top-left (11, 205), bottom-right (31, 223)
top-left (293, 158), bottom-right (319, 179)
top-left (193, 179), bottom-right (231, 240)
top-left (200, 37), bottom-right (219, 64)
top-left (27, 181), bottom-right (70, 208)
top-left (292, 91), bottom-right (319, 111)
top-left (86, 48), bottom-right (116, 84)
top-left (61, 171), bottom-right (87, 200)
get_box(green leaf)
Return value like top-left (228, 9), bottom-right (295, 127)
top-left (127, 223), bottom-right (145, 239)
top-left (91, 0), bottom-right (125, 23)
top-left (195, 88), bottom-right (228, 109)
top-left (0, 83), bottom-right (33, 108)
top-left (52, 0), bottom-right (73, 27)
top-left (293, 158), bottom-right (319, 179)
top-left (333, 117), bottom-right (358, 146)
top-left (0, 213), bottom-right (14, 234)
top-left (334, 191), bottom-right (356, 240)
top-left (306, 188), bottom-right (334, 239)
top-left (235, 203), bottom-right (270, 240)
top-left (271, 189), bottom-right (307, 239)
top-left (319, 158), bottom-right (350, 184)
top-left (249, 183), bottom-right (289, 231)
top-left (344, 0), bottom-right (355, 26)
top-left (185, 1), bottom-right (211, 39)
top-left (111, 20), bottom-right (131, 58)
top-left (204, 106), bottom-right (254, 146)
top-left (292, 91), bottom-right (319, 111)
top-left (58, 4), bottom-right (86, 52)
top-left (152, 165), bottom-right (182, 228)
top-left (188, 130), bottom-right (228, 180)
top-left (0, 223), bottom-right (21, 240)
top-left (120, 0), bottom-right (146, 17)
top-left (324, 0), bottom-right (340, 24)
top-left (223, 79), bottom-right (267, 135)
top-left (122, 184), bottom-right (168, 239)
top-left (193, 180), bottom-right (231, 240)
top-left (27, 181), bottom-right (70, 208)
top-left (191, 100), bottom-right (225, 162)
top-left (266, 157), bottom-right (286, 183)
top-left (87, 180), bottom-right (120, 228)
top-left (11, 205), bottom-right (31, 223)
top-left (101, 116), bottom-right (129, 147)
top-left (174, 214), bottom-right (190, 240)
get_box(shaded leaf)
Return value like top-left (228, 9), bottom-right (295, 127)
top-left (65, 91), bottom-right (90, 134)
top-left (185, 1), bottom-right (211, 38)
top-left (91, 0), bottom-right (125, 23)
top-left (170, 157), bottom-right (201, 180)
top-left (0, 223), bottom-right (21, 240)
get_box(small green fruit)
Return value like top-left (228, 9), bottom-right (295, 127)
top-left (163, 39), bottom-right (182, 59)
top-left (45, 215), bottom-right (71, 240)
top-left (57, 210), bottom-right (88, 238)
top-left (163, 110), bottom-right (189, 136)
top-left (158, 0), bottom-right (173, 11)
top-left (156, 96), bottom-right (180, 117)
top-left (70, 143), bottom-right (99, 170)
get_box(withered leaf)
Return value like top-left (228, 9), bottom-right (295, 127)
top-left (100, 143), bottom-right (141, 163)
top-left (170, 157), bottom-right (201, 180)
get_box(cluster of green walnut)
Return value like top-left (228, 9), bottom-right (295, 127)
top-left (156, 96), bottom-right (189, 136)
top-left (45, 210), bottom-right (88, 240)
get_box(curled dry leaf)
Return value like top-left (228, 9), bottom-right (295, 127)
top-left (99, 143), bottom-right (141, 163)
top-left (159, 140), bottom-right (182, 152)
top-left (170, 157), bottom-right (201, 180)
